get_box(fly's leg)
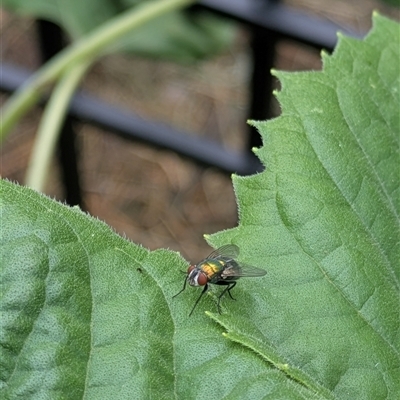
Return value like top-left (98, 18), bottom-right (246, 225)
top-left (227, 282), bottom-right (237, 300)
top-left (189, 284), bottom-right (208, 316)
top-left (172, 277), bottom-right (187, 298)
top-left (216, 281), bottom-right (237, 314)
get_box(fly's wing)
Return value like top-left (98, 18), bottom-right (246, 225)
top-left (221, 262), bottom-right (267, 278)
top-left (205, 244), bottom-right (239, 261)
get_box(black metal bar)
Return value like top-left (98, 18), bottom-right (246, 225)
top-left (247, 26), bottom-right (279, 149)
top-left (36, 19), bottom-right (83, 207)
top-left (1, 2), bottom-right (363, 177)
top-left (0, 63), bottom-right (262, 175)
top-left (194, 0), bottom-right (362, 151)
top-left (197, 0), bottom-right (361, 50)
top-left (70, 92), bottom-right (263, 175)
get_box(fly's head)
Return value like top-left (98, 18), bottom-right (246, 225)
top-left (187, 265), bottom-right (208, 287)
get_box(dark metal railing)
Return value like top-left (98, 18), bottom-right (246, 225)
top-left (0, 0), bottom-right (362, 207)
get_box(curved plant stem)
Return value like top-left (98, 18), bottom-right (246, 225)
top-left (25, 61), bottom-right (91, 192)
top-left (0, 0), bottom-right (195, 140)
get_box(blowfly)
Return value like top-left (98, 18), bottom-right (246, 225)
top-left (173, 244), bottom-right (266, 316)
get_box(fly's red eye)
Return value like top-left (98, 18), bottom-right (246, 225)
top-left (197, 272), bottom-right (208, 286)
top-left (187, 265), bottom-right (195, 274)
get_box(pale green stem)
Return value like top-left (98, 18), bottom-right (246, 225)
top-left (25, 61), bottom-right (91, 191)
top-left (0, 0), bottom-right (195, 139)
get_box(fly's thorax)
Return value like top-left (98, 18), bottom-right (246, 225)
top-left (198, 260), bottom-right (226, 283)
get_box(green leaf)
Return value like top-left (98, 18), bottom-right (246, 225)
top-left (1, 180), bottom-right (307, 399)
top-left (3, 0), bottom-right (234, 62)
top-left (1, 12), bottom-right (399, 400)
top-left (207, 12), bottom-right (400, 399)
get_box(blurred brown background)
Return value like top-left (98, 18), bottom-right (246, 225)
top-left (1, 0), bottom-right (399, 262)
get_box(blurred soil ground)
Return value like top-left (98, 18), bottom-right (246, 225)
top-left (1, 0), bottom-right (399, 262)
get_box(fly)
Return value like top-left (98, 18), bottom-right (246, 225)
top-left (173, 244), bottom-right (266, 316)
